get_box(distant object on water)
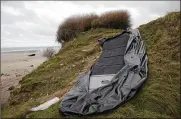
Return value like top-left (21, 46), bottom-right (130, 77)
top-left (28, 54), bottom-right (36, 56)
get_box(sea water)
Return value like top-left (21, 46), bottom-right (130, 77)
top-left (1, 46), bottom-right (61, 54)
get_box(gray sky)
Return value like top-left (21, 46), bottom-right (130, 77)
top-left (1, 1), bottom-right (180, 48)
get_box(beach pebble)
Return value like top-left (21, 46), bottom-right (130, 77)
top-left (16, 74), bottom-right (21, 77)
top-left (8, 86), bottom-right (15, 91)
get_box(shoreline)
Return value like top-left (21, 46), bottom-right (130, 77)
top-left (1, 50), bottom-right (47, 104)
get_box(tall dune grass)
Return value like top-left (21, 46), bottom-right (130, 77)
top-left (56, 13), bottom-right (98, 43)
top-left (56, 10), bottom-right (131, 43)
top-left (92, 10), bottom-right (131, 29)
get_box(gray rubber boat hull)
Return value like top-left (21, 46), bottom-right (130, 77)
top-left (60, 29), bottom-right (148, 116)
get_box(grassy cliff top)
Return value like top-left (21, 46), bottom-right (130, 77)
top-left (2, 12), bottom-right (180, 118)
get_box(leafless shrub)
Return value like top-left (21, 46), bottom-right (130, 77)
top-left (43, 48), bottom-right (56, 59)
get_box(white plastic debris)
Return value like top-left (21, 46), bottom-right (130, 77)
top-left (30, 97), bottom-right (60, 111)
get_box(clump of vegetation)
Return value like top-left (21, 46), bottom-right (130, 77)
top-left (92, 10), bottom-right (131, 29)
top-left (56, 10), bottom-right (131, 43)
top-left (56, 13), bottom-right (98, 43)
top-left (43, 48), bottom-right (56, 59)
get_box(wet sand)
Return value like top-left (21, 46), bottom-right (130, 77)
top-left (1, 51), bottom-right (46, 104)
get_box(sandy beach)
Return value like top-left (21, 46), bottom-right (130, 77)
top-left (1, 51), bottom-right (47, 104)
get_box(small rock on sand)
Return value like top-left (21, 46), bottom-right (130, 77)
top-left (8, 86), bottom-right (15, 91)
top-left (16, 74), bottom-right (22, 77)
top-left (28, 54), bottom-right (36, 56)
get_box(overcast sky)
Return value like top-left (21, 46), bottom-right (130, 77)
top-left (1, 1), bottom-right (180, 48)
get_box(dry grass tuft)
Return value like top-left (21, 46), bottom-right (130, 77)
top-left (56, 13), bottom-right (98, 43)
top-left (56, 10), bottom-right (131, 43)
top-left (92, 10), bottom-right (131, 29)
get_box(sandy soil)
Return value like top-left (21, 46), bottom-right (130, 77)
top-left (0, 51), bottom-right (47, 104)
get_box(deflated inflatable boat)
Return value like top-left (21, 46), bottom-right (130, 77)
top-left (60, 29), bottom-right (148, 116)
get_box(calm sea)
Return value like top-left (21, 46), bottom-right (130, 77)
top-left (1, 46), bottom-right (61, 53)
